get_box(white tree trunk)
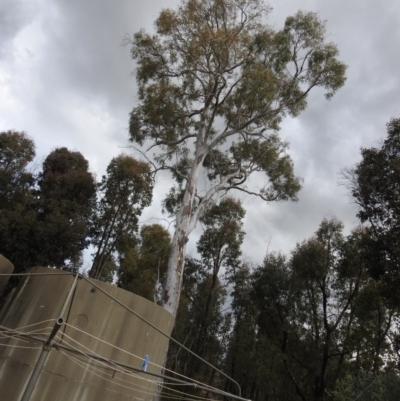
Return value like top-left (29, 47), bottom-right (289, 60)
top-left (161, 142), bottom-right (206, 317)
top-left (161, 189), bottom-right (195, 315)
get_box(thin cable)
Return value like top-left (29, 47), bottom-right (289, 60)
top-left (80, 275), bottom-right (242, 395)
top-left (60, 349), bottom-right (211, 401)
top-left (55, 332), bottom-right (213, 401)
top-left (0, 326), bottom-right (54, 342)
top-left (0, 319), bottom-right (56, 333)
top-left (62, 352), bottom-right (181, 401)
top-left (63, 322), bottom-right (141, 363)
top-left (0, 330), bottom-right (51, 341)
top-left (59, 350), bottom-right (164, 398)
top-left (0, 343), bottom-right (42, 349)
top-left (65, 318), bottom-right (221, 394)
top-left (352, 378), bottom-right (377, 401)
top-left (63, 322), bottom-right (223, 395)
top-left (57, 331), bottom-right (151, 381)
top-left (0, 328), bottom-right (53, 348)
top-left (56, 337), bottom-right (199, 401)
top-left (0, 272), bottom-right (74, 276)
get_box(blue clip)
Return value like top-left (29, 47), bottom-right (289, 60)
top-left (140, 354), bottom-right (149, 372)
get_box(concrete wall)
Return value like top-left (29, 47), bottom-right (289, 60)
top-left (0, 266), bottom-right (174, 401)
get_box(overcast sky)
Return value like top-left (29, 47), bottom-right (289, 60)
top-left (1, 0), bottom-right (399, 268)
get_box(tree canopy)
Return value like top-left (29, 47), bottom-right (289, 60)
top-left (0, 143), bottom-right (97, 271)
top-left (0, 130), bottom-right (35, 209)
top-left (34, 147), bottom-right (97, 268)
top-left (347, 117), bottom-right (400, 302)
top-left (118, 223), bottom-right (171, 301)
top-left (90, 154), bottom-right (153, 280)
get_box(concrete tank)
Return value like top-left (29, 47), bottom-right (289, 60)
top-left (0, 254), bottom-right (14, 295)
top-left (0, 266), bottom-right (174, 401)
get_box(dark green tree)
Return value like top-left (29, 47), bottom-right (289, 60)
top-left (0, 130), bottom-right (35, 209)
top-left (165, 198), bottom-right (245, 396)
top-left (90, 155), bottom-right (153, 279)
top-left (347, 117), bottom-right (400, 302)
top-left (331, 370), bottom-right (400, 401)
top-left (34, 147), bottom-right (96, 268)
top-left (195, 197), bottom-right (245, 350)
top-left (118, 224), bottom-right (171, 301)
top-left (0, 130), bottom-right (37, 271)
top-left (251, 219), bottom-right (369, 401)
top-left (224, 262), bottom-right (263, 399)
top-left (349, 280), bottom-right (397, 375)
top-left (1, 144), bottom-right (97, 273)
top-left (185, 198), bottom-right (245, 384)
top-left (165, 256), bottom-right (229, 396)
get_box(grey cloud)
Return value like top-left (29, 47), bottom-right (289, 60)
top-left (0, 0), bottom-right (39, 57)
top-left (1, 0), bottom-right (400, 265)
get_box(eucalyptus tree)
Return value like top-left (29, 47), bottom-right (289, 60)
top-left (347, 117), bottom-right (400, 303)
top-left (128, 0), bottom-right (346, 316)
top-left (118, 223), bottom-right (171, 301)
top-left (331, 370), bottom-right (400, 401)
top-left (252, 219), bottom-right (368, 401)
top-left (225, 263), bottom-right (262, 398)
top-left (90, 155), bottom-right (153, 279)
top-left (195, 197), bottom-right (244, 340)
top-left (349, 280), bottom-right (398, 375)
top-left (178, 198), bottom-right (245, 385)
top-left (164, 198), bottom-right (244, 394)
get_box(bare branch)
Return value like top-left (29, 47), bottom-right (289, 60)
top-left (146, 134), bottom-right (198, 152)
top-left (208, 107), bottom-right (283, 150)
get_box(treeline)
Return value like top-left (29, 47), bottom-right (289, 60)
top-left (167, 218), bottom-right (400, 401)
top-left (2, 118), bottom-right (400, 400)
top-left (0, 129), bottom-right (169, 299)
top-left (164, 119), bottom-right (400, 401)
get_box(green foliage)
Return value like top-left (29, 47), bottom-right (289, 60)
top-left (90, 154), bottom-right (153, 279)
top-left (130, 3), bottom-right (345, 146)
top-left (348, 117), bottom-right (400, 303)
top-left (34, 147), bottom-right (96, 268)
top-left (0, 130), bottom-right (37, 271)
top-left (224, 263), bottom-right (264, 398)
top-left (0, 203), bottom-right (38, 272)
top-left (128, 0), bottom-right (346, 226)
top-left (224, 218), bottom-right (400, 401)
top-left (0, 143), bottom-right (96, 271)
top-left (330, 370), bottom-right (400, 401)
top-left (64, 251), bottom-right (84, 273)
top-left (0, 130), bottom-right (35, 209)
top-left (198, 197), bottom-right (245, 274)
top-left (352, 118), bottom-right (400, 231)
top-left (118, 224), bottom-right (171, 301)
top-left (165, 198), bottom-right (246, 393)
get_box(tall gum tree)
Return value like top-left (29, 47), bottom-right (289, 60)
top-left (128, 0), bottom-right (347, 317)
